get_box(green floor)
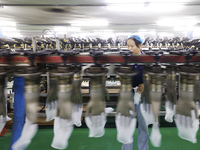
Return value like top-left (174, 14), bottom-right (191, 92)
top-left (1, 127), bottom-right (200, 150)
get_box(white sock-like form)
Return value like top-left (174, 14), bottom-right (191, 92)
top-left (140, 103), bottom-right (154, 126)
top-left (72, 104), bottom-right (83, 127)
top-left (0, 115), bottom-right (11, 133)
top-left (115, 113), bottom-right (137, 144)
top-left (133, 86), bottom-right (141, 105)
top-left (51, 117), bottom-right (74, 149)
top-left (196, 102), bottom-right (200, 116)
top-left (165, 100), bottom-right (176, 123)
top-left (150, 122), bottom-right (162, 147)
top-left (85, 113), bottom-right (106, 138)
top-left (12, 117), bottom-right (38, 150)
top-left (105, 107), bottom-right (114, 114)
top-left (175, 110), bottom-right (199, 143)
top-left (46, 101), bottom-right (58, 122)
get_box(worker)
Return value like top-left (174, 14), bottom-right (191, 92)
top-left (121, 34), bottom-right (149, 150)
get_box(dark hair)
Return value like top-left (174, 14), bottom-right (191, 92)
top-left (127, 38), bottom-right (141, 48)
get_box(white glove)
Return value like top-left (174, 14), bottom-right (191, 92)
top-left (12, 117), bottom-right (38, 150)
top-left (105, 107), bottom-right (114, 114)
top-left (150, 122), bottom-right (162, 147)
top-left (51, 117), bottom-right (74, 149)
top-left (85, 113), bottom-right (106, 138)
top-left (0, 115), bottom-right (11, 133)
top-left (115, 113), bottom-right (137, 144)
top-left (133, 86), bottom-right (141, 105)
top-left (72, 104), bottom-right (83, 127)
top-left (140, 103), bottom-right (154, 126)
top-left (175, 110), bottom-right (199, 143)
top-left (46, 101), bottom-right (58, 122)
top-left (165, 100), bottom-right (176, 123)
top-left (196, 102), bottom-right (200, 116)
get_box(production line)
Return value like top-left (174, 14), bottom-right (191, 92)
top-left (0, 37), bottom-right (200, 150)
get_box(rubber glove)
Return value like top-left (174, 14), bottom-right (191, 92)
top-left (72, 104), bottom-right (83, 127)
top-left (0, 116), bottom-right (11, 133)
top-left (105, 107), bottom-right (114, 114)
top-left (12, 117), bottom-right (38, 150)
top-left (150, 122), bottom-right (162, 147)
top-left (196, 102), bottom-right (200, 116)
top-left (115, 113), bottom-right (137, 144)
top-left (165, 100), bottom-right (176, 123)
top-left (46, 76), bottom-right (58, 122)
top-left (140, 103), bottom-right (154, 126)
top-left (175, 110), bottom-right (199, 143)
top-left (85, 113), bottom-right (106, 138)
top-left (46, 101), bottom-right (58, 122)
top-left (51, 117), bottom-right (74, 149)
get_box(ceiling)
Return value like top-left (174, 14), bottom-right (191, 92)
top-left (0, 0), bottom-right (200, 39)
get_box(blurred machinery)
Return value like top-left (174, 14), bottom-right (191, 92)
top-left (0, 36), bottom-right (200, 149)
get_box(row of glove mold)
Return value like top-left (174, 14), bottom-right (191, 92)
top-left (0, 68), bottom-right (11, 134)
top-left (11, 65), bottom-right (84, 150)
top-left (10, 64), bottom-right (200, 149)
top-left (140, 65), bottom-right (200, 147)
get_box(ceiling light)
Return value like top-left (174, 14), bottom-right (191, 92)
top-left (0, 20), bottom-right (16, 27)
top-left (157, 18), bottom-right (197, 27)
top-left (71, 20), bottom-right (109, 27)
top-left (54, 27), bottom-right (81, 33)
top-left (105, 0), bottom-right (189, 3)
top-left (115, 32), bottom-right (132, 36)
top-left (158, 32), bottom-right (174, 37)
top-left (3, 32), bottom-right (22, 38)
top-left (107, 2), bottom-right (184, 12)
top-left (106, 4), bottom-right (143, 12)
top-left (2, 27), bottom-right (18, 32)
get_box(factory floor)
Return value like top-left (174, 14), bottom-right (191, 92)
top-left (1, 127), bottom-right (200, 150)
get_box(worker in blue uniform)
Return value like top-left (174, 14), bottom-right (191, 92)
top-left (121, 34), bottom-right (149, 150)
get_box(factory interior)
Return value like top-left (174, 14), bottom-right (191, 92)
top-left (1, 0), bottom-right (200, 150)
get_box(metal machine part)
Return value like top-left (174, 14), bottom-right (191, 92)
top-left (165, 66), bottom-right (177, 104)
top-left (115, 65), bottom-right (138, 117)
top-left (0, 70), bottom-right (7, 121)
top-left (174, 65), bottom-right (200, 143)
top-left (84, 65), bottom-right (108, 116)
top-left (45, 74), bottom-right (58, 122)
top-left (51, 66), bottom-right (76, 120)
top-left (176, 66), bottom-right (199, 118)
top-left (148, 66), bottom-right (166, 122)
top-left (164, 65), bottom-right (178, 123)
top-left (71, 65), bottom-right (82, 105)
top-left (15, 67), bottom-right (41, 123)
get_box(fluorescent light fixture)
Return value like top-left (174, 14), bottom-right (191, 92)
top-left (105, 0), bottom-right (189, 3)
top-left (54, 27), bottom-right (80, 33)
top-left (106, 3), bottom-right (184, 12)
top-left (3, 32), bottom-right (22, 38)
top-left (1, 26), bottom-right (22, 37)
top-left (174, 26), bottom-right (194, 31)
top-left (157, 18), bottom-right (197, 27)
top-left (115, 32), bottom-right (132, 36)
top-left (71, 20), bottom-right (109, 27)
top-left (147, 3), bottom-right (184, 12)
top-left (158, 32), bottom-right (174, 37)
top-left (193, 27), bottom-right (200, 38)
top-left (93, 29), bottom-right (113, 33)
top-left (43, 34), bottom-right (54, 38)
top-left (106, 4), bottom-right (143, 12)
top-left (105, 0), bottom-right (141, 4)
top-left (2, 27), bottom-right (18, 32)
top-left (0, 20), bottom-right (16, 26)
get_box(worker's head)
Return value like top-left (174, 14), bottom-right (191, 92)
top-left (127, 34), bottom-right (143, 54)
